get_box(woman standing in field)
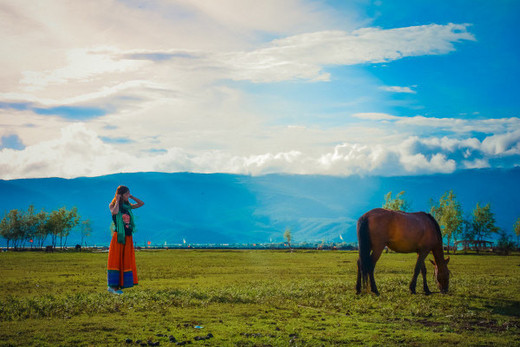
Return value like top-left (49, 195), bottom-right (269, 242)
top-left (107, 185), bottom-right (144, 294)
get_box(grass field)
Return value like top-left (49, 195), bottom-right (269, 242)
top-left (1, 249), bottom-right (519, 346)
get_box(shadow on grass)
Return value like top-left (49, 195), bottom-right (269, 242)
top-left (466, 295), bottom-right (520, 318)
top-left (489, 299), bottom-right (520, 317)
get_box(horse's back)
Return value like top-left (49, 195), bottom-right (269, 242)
top-left (361, 208), bottom-right (440, 253)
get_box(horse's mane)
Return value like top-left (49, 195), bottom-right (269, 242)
top-left (424, 213), bottom-right (443, 242)
top-left (384, 208), bottom-right (431, 218)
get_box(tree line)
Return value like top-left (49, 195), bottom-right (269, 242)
top-left (0, 205), bottom-right (92, 250)
top-left (383, 190), bottom-right (520, 253)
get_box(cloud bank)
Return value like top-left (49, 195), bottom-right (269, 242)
top-left (1, 119), bottom-right (518, 179)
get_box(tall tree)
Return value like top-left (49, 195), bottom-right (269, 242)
top-left (496, 229), bottom-right (515, 255)
top-left (471, 202), bottom-right (499, 252)
top-left (48, 208), bottom-right (65, 249)
top-left (58, 207), bottom-right (80, 249)
top-left (0, 211), bottom-right (13, 249)
top-left (22, 205), bottom-right (38, 248)
top-left (34, 209), bottom-right (50, 248)
top-left (461, 215), bottom-right (473, 239)
top-left (284, 228), bottom-right (292, 252)
top-left (430, 190), bottom-right (463, 254)
top-left (80, 219), bottom-right (92, 247)
top-left (0, 210), bottom-right (23, 249)
top-left (383, 191), bottom-right (410, 211)
top-left (47, 207), bottom-right (81, 249)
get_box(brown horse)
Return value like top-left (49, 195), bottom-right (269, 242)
top-left (356, 208), bottom-right (450, 295)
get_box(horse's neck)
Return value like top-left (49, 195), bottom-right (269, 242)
top-left (432, 246), bottom-right (448, 271)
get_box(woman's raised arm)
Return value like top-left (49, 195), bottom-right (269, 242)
top-left (130, 195), bottom-right (144, 209)
top-left (109, 194), bottom-right (121, 215)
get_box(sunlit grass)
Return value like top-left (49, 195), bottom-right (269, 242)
top-left (1, 250), bottom-right (519, 346)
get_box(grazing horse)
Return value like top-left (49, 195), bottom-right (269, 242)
top-left (356, 208), bottom-right (450, 295)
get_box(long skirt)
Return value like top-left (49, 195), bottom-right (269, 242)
top-left (107, 233), bottom-right (138, 289)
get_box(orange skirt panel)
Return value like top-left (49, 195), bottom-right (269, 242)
top-left (107, 233), bottom-right (138, 288)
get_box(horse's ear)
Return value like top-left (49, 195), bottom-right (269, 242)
top-left (429, 259), bottom-right (436, 266)
top-left (444, 256), bottom-right (450, 265)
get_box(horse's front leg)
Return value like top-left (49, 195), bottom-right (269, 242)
top-left (420, 261), bottom-right (431, 295)
top-left (410, 252), bottom-right (428, 294)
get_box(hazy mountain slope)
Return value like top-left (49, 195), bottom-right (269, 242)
top-left (1, 168), bottom-right (519, 246)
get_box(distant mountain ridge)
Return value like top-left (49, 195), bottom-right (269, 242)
top-left (1, 168), bottom-right (519, 247)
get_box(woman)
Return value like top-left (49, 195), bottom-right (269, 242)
top-left (107, 185), bottom-right (144, 294)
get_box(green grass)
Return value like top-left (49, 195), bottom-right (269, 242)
top-left (1, 250), bottom-right (519, 346)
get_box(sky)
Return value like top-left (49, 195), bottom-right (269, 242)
top-left (1, 0), bottom-right (519, 179)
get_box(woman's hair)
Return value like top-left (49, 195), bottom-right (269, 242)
top-left (110, 185), bottom-right (129, 208)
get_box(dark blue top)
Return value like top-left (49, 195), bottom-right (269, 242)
top-left (112, 206), bottom-right (133, 236)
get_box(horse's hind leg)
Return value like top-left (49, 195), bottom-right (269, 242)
top-left (369, 246), bottom-right (384, 296)
top-left (420, 261), bottom-right (431, 295)
top-left (410, 252), bottom-right (428, 294)
top-left (356, 258), bottom-right (362, 294)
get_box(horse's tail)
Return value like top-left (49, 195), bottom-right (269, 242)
top-left (357, 214), bottom-right (372, 291)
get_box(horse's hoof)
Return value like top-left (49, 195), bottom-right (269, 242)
top-left (425, 291), bottom-right (432, 296)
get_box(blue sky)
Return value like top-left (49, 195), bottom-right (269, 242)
top-left (0, 0), bottom-right (519, 179)
top-left (365, 0), bottom-right (520, 118)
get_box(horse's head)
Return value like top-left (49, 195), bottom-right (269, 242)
top-left (430, 257), bottom-right (450, 293)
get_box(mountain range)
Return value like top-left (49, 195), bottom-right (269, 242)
top-left (1, 168), bottom-right (519, 247)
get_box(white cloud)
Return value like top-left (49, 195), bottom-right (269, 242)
top-left (379, 86), bottom-right (417, 94)
top-left (0, 123), bottom-right (131, 179)
top-left (401, 152), bottom-right (456, 173)
top-left (397, 138), bottom-right (457, 173)
top-left (463, 158), bottom-right (490, 169)
top-left (481, 130), bottom-right (520, 155)
top-left (353, 113), bottom-right (520, 135)
top-left (419, 136), bottom-right (481, 152)
top-left (20, 47), bottom-right (148, 91)
top-left (4, 123), bottom-right (518, 179)
top-left (318, 143), bottom-right (389, 175)
top-left (217, 23), bottom-right (475, 83)
top-left (353, 113), bottom-right (400, 121)
top-left (184, 0), bottom-right (345, 35)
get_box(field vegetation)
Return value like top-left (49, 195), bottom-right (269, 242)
top-left (1, 249), bottom-right (519, 346)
